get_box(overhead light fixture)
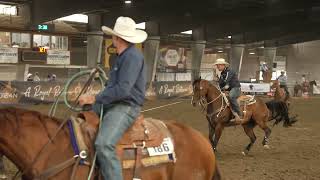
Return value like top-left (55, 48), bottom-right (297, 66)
top-left (227, 35), bottom-right (232, 39)
top-left (218, 50), bottom-right (224, 53)
top-left (249, 52), bottom-right (255, 55)
top-left (124, 0), bottom-right (132, 4)
top-left (181, 30), bottom-right (192, 35)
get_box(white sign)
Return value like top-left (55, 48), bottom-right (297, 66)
top-left (313, 85), bottom-right (320, 95)
top-left (165, 49), bottom-right (179, 66)
top-left (47, 50), bottom-right (70, 65)
top-left (147, 138), bottom-right (174, 156)
top-left (240, 83), bottom-right (270, 93)
top-left (0, 48), bottom-right (18, 63)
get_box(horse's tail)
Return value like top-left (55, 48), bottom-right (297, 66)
top-left (213, 161), bottom-right (221, 180)
top-left (280, 101), bottom-right (290, 125)
top-left (266, 100), bottom-right (290, 125)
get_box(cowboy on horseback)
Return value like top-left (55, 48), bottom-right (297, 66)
top-left (277, 71), bottom-right (289, 96)
top-left (214, 58), bottom-right (244, 124)
top-left (78, 17), bottom-right (147, 180)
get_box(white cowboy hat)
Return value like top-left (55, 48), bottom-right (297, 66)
top-left (213, 58), bottom-right (229, 65)
top-left (102, 16), bottom-right (148, 44)
top-left (27, 73), bottom-right (32, 77)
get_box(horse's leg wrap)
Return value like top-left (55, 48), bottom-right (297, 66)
top-left (262, 128), bottom-right (271, 146)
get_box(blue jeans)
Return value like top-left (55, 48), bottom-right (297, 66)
top-left (93, 103), bottom-right (141, 180)
top-left (229, 87), bottom-right (241, 115)
top-left (280, 84), bottom-right (290, 95)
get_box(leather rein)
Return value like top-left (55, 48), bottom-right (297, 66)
top-left (192, 82), bottom-right (229, 120)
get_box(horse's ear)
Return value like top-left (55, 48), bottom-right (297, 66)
top-left (192, 77), bottom-right (201, 85)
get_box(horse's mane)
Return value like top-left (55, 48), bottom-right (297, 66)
top-left (0, 107), bottom-right (61, 123)
top-left (0, 107), bottom-right (64, 138)
top-left (192, 78), bottom-right (202, 86)
top-left (0, 106), bottom-right (36, 115)
top-left (192, 78), bottom-right (219, 86)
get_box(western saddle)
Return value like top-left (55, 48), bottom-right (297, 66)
top-left (72, 111), bottom-right (172, 178)
top-left (77, 112), bottom-right (165, 149)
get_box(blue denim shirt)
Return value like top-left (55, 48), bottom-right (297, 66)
top-left (95, 45), bottom-right (146, 107)
top-left (218, 67), bottom-right (241, 91)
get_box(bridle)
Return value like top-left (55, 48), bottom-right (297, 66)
top-left (13, 117), bottom-right (90, 180)
top-left (192, 80), bottom-right (228, 120)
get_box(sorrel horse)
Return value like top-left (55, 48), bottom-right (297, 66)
top-left (192, 79), bottom-right (274, 155)
top-left (293, 82), bottom-right (302, 97)
top-left (0, 107), bottom-right (220, 180)
top-left (270, 80), bottom-right (290, 104)
top-left (270, 81), bottom-right (300, 126)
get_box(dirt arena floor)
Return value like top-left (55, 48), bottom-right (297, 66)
top-left (2, 96), bottom-right (320, 180)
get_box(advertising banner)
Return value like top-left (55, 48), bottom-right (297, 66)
top-left (0, 81), bottom-right (193, 104)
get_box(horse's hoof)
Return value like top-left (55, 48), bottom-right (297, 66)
top-left (241, 151), bottom-right (247, 156)
top-left (263, 145), bottom-right (270, 149)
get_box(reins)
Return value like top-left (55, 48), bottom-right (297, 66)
top-left (193, 81), bottom-right (229, 121)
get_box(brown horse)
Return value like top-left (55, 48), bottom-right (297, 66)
top-left (0, 107), bottom-right (220, 180)
top-left (270, 80), bottom-right (290, 104)
top-left (295, 80), bottom-right (317, 96)
top-left (293, 82), bottom-right (303, 97)
top-left (192, 79), bottom-right (272, 155)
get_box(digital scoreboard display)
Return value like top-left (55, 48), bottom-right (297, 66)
top-left (38, 24), bottom-right (48, 30)
top-left (33, 24), bottom-right (54, 32)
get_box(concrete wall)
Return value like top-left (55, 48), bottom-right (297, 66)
top-left (237, 40), bottom-right (320, 94)
top-left (286, 40), bottom-right (320, 85)
top-left (239, 51), bottom-right (260, 81)
top-left (70, 47), bottom-right (87, 65)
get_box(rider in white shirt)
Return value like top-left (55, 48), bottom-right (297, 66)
top-left (277, 71), bottom-right (289, 95)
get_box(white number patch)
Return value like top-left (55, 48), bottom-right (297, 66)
top-left (147, 138), bottom-right (174, 156)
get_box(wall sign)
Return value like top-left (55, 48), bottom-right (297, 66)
top-left (0, 48), bottom-right (18, 63)
top-left (47, 50), bottom-right (70, 65)
top-left (240, 83), bottom-right (271, 93)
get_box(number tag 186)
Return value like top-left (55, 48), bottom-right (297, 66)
top-left (147, 138), bottom-right (174, 156)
